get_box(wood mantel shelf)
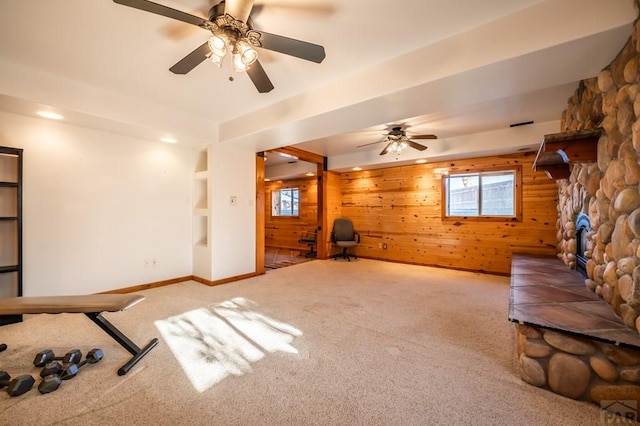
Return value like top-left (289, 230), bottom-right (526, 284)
top-left (533, 129), bottom-right (601, 179)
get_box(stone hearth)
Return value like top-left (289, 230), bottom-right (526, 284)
top-left (510, 254), bottom-right (640, 407)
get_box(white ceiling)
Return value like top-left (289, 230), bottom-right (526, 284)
top-left (0, 0), bottom-right (636, 173)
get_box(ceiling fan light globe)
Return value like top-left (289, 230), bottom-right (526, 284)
top-left (208, 34), bottom-right (228, 56)
top-left (210, 53), bottom-right (224, 68)
top-left (237, 40), bottom-right (258, 66)
top-left (233, 53), bottom-right (249, 72)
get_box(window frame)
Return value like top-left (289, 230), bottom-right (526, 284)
top-left (271, 187), bottom-right (300, 218)
top-left (441, 166), bottom-right (522, 222)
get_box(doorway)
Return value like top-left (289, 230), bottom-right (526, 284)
top-left (256, 147), bottom-right (327, 274)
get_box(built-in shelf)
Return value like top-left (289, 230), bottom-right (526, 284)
top-left (533, 129), bottom-right (600, 179)
top-left (0, 147), bottom-right (22, 326)
top-left (192, 147), bottom-right (209, 257)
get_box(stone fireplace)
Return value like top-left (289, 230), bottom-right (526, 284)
top-left (510, 15), bottom-right (640, 411)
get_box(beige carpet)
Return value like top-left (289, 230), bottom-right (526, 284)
top-left (0, 259), bottom-right (609, 425)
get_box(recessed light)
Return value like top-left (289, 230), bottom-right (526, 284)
top-left (353, 167), bottom-right (362, 171)
top-left (161, 137), bottom-right (177, 144)
top-left (305, 172), bottom-right (315, 177)
top-left (264, 178), bottom-right (271, 182)
top-left (36, 111), bottom-right (63, 120)
top-left (278, 152), bottom-right (298, 160)
top-left (416, 159), bottom-right (427, 164)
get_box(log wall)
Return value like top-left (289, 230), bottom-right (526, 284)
top-left (338, 152), bottom-right (558, 275)
top-left (265, 177), bottom-right (317, 250)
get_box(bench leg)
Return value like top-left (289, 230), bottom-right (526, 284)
top-left (84, 312), bottom-right (159, 376)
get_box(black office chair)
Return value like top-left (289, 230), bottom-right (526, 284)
top-left (331, 218), bottom-right (360, 261)
top-left (298, 228), bottom-right (318, 258)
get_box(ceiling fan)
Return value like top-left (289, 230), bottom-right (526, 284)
top-left (357, 126), bottom-right (438, 156)
top-left (112, 0), bottom-right (326, 93)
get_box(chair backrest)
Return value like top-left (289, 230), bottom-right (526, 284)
top-left (333, 218), bottom-right (355, 241)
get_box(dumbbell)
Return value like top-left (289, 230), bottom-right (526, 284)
top-left (33, 349), bottom-right (82, 367)
top-left (38, 375), bottom-right (62, 394)
top-left (37, 362), bottom-right (63, 394)
top-left (0, 371), bottom-right (35, 397)
top-left (60, 348), bottom-right (104, 380)
top-left (0, 343), bottom-right (6, 352)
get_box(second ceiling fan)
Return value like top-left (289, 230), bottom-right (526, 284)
top-left (358, 126), bottom-right (438, 156)
top-left (113, 0), bottom-right (326, 93)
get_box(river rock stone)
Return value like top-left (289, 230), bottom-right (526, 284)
top-left (519, 354), bottom-right (546, 387)
top-left (516, 324), bottom-right (541, 339)
top-left (524, 339), bottom-right (552, 358)
top-left (625, 57), bottom-right (638, 84)
top-left (590, 384), bottom-right (640, 404)
top-left (604, 261), bottom-right (618, 286)
top-left (601, 161), bottom-right (625, 200)
top-left (603, 344), bottom-right (640, 366)
top-left (633, 119), bottom-right (640, 151)
top-left (618, 257), bottom-right (637, 275)
top-left (620, 367), bottom-right (640, 383)
top-left (543, 330), bottom-right (595, 355)
top-left (599, 69), bottom-right (615, 92)
top-left (590, 355), bottom-right (619, 383)
top-left (548, 353), bottom-right (591, 399)
top-left (612, 214), bottom-right (632, 261)
top-left (620, 303), bottom-right (639, 328)
top-left (618, 274), bottom-right (633, 302)
top-left (614, 188), bottom-right (640, 214)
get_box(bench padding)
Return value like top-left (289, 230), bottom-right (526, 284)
top-left (0, 294), bottom-right (145, 315)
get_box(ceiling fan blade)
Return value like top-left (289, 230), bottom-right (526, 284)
top-left (113, 0), bottom-right (209, 27)
top-left (357, 139), bottom-right (386, 148)
top-left (410, 134), bottom-right (438, 140)
top-left (247, 60), bottom-right (274, 93)
top-left (224, 0), bottom-right (255, 22)
top-left (407, 140), bottom-right (428, 151)
top-left (169, 42), bottom-right (210, 74)
top-left (253, 31), bottom-right (325, 63)
top-left (379, 143), bottom-right (392, 156)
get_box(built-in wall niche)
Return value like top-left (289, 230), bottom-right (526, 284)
top-left (194, 148), bottom-right (208, 174)
top-left (194, 179), bottom-right (208, 210)
top-left (193, 216), bottom-right (208, 247)
top-left (192, 146), bottom-right (211, 278)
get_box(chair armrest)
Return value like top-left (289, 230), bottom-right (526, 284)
top-left (355, 231), bottom-right (361, 243)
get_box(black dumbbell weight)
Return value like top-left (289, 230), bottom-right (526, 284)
top-left (60, 348), bottom-right (104, 380)
top-left (37, 362), bottom-right (63, 394)
top-left (33, 349), bottom-right (82, 367)
top-left (0, 371), bottom-right (35, 397)
top-left (38, 375), bottom-right (62, 394)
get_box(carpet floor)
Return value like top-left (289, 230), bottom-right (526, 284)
top-left (0, 259), bottom-right (610, 425)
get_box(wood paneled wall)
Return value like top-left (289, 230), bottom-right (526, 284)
top-left (337, 152), bottom-right (558, 275)
top-left (324, 171), bottom-right (343, 255)
top-left (265, 176), bottom-right (317, 250)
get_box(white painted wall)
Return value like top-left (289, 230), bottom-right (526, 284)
top-left (0, 111), bottom-right (192, 296)
top-left (208, 143), bottom-right (256, 281)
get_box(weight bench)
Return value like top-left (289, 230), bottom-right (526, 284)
top-left (0, 294), bottom-right (158, 376)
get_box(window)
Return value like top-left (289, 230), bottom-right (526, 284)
top-left (443, 169), bottom-right (518, 218)
top-left (272, 188), bottom-right (299, 217)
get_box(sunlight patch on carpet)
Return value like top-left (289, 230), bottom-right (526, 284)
top-left (154, 297), bottom-right (302, 392)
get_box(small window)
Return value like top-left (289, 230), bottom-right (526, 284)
top-left (443, 169), bottom-right (517, 218)
top-left (272, 188), bottom-right (299, 217)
